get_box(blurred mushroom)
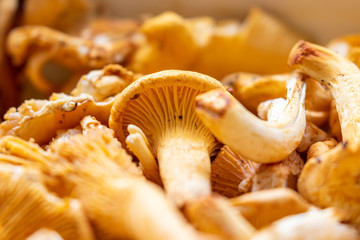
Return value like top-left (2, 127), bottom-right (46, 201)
top-left (26, 229), bottom-right (64, 240)
top-left (0, 0), bottom-right (18, 115)
top-left (195, 74), bottom-right (306, 163)
top-left (129, 9), bottom-right (305, 79)
top-left (184, 195), bottom-right (256, 240)
top-left (306, 138), bottom-right (338, 161)
top-left (289, 40), bottom-right (360, 223)
top-left (211, 145), bottom-right (259, 197)
top-left (231, 188), bottom-right (311, 229)
top-left (110, 70), bottom-right (225, 206)
top-left (251, 208), bottom-right (359, 240)
top-left (1, 116), bottom-right (206, 240)
top-left (6, 22), bottom-right (139, 95)
top-left (221, 72), bottom-right (289, 114)
top-left (0, 164), bottom-right (93, 240)
top-left (296, 121), bottom-right (329, 153)
top-left (251, 151), bottom-right (304, 191)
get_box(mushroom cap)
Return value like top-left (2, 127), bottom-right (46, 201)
top-left (0, 94), bottom-right (113, 145)
top-left (231, 188), bottom-right (311, 229)
top-left (110, 70), bottom-right (225, 146)
top-left (251, 208), bottom-right (359, 240)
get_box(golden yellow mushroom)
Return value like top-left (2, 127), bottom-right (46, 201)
top-left (0, 164), bottom-right (93, 240)
top-left (184, 195), bottom-right (256, 240)
top-left (289, 40), bottom-right (360, 224)
top-left (110, 70), bottom-right (225, 206)
top-left (231, 188), bottom-right (311, 229)
top-left (195, 74), bottom-right (306, 163)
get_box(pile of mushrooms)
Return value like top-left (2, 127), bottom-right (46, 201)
top-left (1, 8), bottom-right (360, 240)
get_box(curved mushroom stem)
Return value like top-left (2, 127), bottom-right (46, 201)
top-left (157, 134), bottom-right (211, 206)
top-left (288, 40), bottom-right (360, 151)
top-left (126, 124), bottom-right (162, 185)
top-left (195, 74), bottom-right (306, 163)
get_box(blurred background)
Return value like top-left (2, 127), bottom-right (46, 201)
top-left (1, 0), bottom-right (360, 116)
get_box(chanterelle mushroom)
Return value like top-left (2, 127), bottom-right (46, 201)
top-left (195, 74), bottom-right (306, 163)
top-left (0, 164), bottom-right (93, 240)
top-left (231, 188), bottom-right (311, 229)
top-left (288, 40), bottom-right (360, 224)
top-left (250, 208), bottom-right (359, 240)
top-left (110, 70), bottom-right (225, 206)
top-left (211, 145), bottom-right (259, 198)
top-left (1, 116), bottom-right (206, 240)
top-left (184, 194), bottom-right (256, 240)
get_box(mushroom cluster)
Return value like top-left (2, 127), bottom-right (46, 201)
top-left (0, 6), bottom-right (360, 240)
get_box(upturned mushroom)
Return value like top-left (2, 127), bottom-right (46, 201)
top-left (110, 70), bottom-right (225, 206)
top-left (0, 164), bottom-right (93, 240)
top-left (288, 40), bottom-right (360, 223)
top-left (195, 74), bottom-right (306, 163)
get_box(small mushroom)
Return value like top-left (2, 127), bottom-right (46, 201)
top-left (26, 229), bottom-right (64, 240)
top-left (110, 70), bottom-right (225, 206)
top-left (306, 138), bottom-right (338, 161)
top-left (184, 195), bottom-right (256, 240)
top-left (250, 208), bottom-right (359, 240)
top-left (231, 188), bottom-right (311, 229)
top-left (296, 121), bottom-right (329, 153)
top-left (195, 74), bottom-right (306, 163)
top-left (0, 164), bottom-right (93, 240)
top-left (211, 145), bottom-right (259, 198)
top-left (26, 228), bottom-right (64, 240)
top-left (288, 40), bottom-right (360, 223)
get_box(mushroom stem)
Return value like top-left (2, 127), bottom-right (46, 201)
top-left (126, 124), bottom-right (162, 185)
top-left (157, 134), bottom-right (211, 206)
top-left (75, 175), bottom-right (203, 240)
top-left (195, 75), bottom-right (306, 163)
top-left (288, 40), bottom-right (360, 150)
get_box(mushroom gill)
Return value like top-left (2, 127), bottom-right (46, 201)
top-left (0, 164), bottom-right (93, 240)
top-left (110, 70), bottom-right (225, 206)
top-left (211, 145), bottom-right (259, 198)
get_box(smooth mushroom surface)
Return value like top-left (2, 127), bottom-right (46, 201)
top-left (231, 188), bottom-right (311, 229)
top-left (250, 208), bottom-right (359, 240)
top-left (289, 40), bottom-right (360, 224)
top-left (184, 194), bottom-right (256, 240)
top-left (110, 70), bottom-right (225, 206)
top-left (195, 73), bottom-right (306, 163)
